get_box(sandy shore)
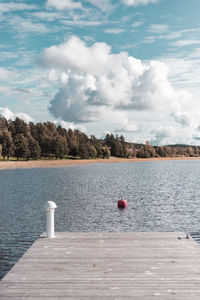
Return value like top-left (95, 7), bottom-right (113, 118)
top-left (0, 156), bottom-right (200, 170)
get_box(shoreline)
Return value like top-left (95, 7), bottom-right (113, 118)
top-left (0, 156), bottom-right (200, 170)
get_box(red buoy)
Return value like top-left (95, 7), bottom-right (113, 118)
top-left (118, 199), bottom-right (127, 208)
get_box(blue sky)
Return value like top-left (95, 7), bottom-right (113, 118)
top-left (0, 0), bottom-right (200, 145)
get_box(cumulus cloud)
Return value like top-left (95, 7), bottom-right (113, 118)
top-left (151, 128), bottom-right (171, 145)
top-left (46, 0), bottom-right (83, 10)
top-left (38, 35), bottom-right (191, 125)
top-left (0, 107), bottom-right (34, 123)
top-left (115, 124), bottom-right (139, 133)
top-left (151, 124), bottom-right (198, 145)
top-left (16, 113), bottom-right (34, 123)
top-left (122, 0), bottom-right (159, 6)
top-left (193, 136), bottom-right (200, 141)
top-left (55, 120), bottom-right (86, 132)
top-left (0, 107), bottom-right (16, 120)
top-left (171, 112), bottom-right (190, 127)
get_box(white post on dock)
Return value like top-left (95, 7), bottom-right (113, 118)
top-left (45, 201), bottom-right (57, 238)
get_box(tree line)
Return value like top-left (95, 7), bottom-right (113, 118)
top-left (0, 116), bottom-right (199, 160)
top-left (0, 117), bottom-right (110, 160)
top-left (104, 134), bottom-right (200, 158)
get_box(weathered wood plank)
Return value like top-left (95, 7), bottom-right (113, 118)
top-left (1, 232), bottom-right (200, 299)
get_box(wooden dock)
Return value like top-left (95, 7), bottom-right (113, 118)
top-left (1, 232), bottom-right (200, 299)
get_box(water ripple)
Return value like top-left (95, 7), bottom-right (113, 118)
top-left (1, 160), bottom-right (200, 279)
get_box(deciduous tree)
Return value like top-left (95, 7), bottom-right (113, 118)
top-left (14, 134), bottom-right (30, 160)
top-left (52, 136), bottom-right (68, 159)
top-left (28, 136), bottom-right (41, 159)
top-left (0, 130), bottom-right (15, 160)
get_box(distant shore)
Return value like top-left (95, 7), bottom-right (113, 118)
top-left (0, 156), bottom-right (200, 170)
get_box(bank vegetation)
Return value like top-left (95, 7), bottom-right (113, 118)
top-left (0, 117), bottom-right (199, 161)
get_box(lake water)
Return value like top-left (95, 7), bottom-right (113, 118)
top-left (1, 159), bottom-right (200, 279)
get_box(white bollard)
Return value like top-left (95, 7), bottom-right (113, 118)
top-left (45, 201), bottom-right (57, 238)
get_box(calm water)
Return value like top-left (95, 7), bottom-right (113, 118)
top-left (1, 159), bottom-right (200, 279)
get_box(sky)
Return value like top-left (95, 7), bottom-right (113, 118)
top-left (0, 0), bottom-right (200, 145)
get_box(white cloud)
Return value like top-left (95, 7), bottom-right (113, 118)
top-left (144, 28), bottom-right (200, 44)
top-left (151, 125), bottom-right (197, 145)
top-left (162, 56), bottom-right (200, 97)
top-left (55, 120), bottom-right (86, 132)
top-left (16, 113), bottom-right (34, 123)
top-left (172, 39), bottom-right (200, 47)
top-left (115, 124), bottom-right (139, 133)
top-left (151, 127), bottom-right (177, 145)
top-left (188, 47), bottom-right (200, 59)
top-left (122, 0), bottom-right (159, 6)
top-left (61, 19), bottom-right (103, 27)
top-left (148, 24), bottom-right (169, 34)
top-left (8, 16), bottom-right (50, 34)
top-left (0, 107), bottom-right (34, 123)
top-left (104, 28), bottom-right (124, 34)
top-left (46, 0), bottom-right (83, 10)
top-left (30, 11), bottom-right (60, 21)
top-left (0, 107), bottom-right (16, 120)
top-left (143, 31), bottom-right (182, 44)
top-left (46, 0), bottom-right (113, 13)
top-left (85, 0), bottom-right (112, 12)
top-left (171, 112), bottom-right (190, 127)
top-left (132, 21), bottom-right (143, 28)
top-left (19, 20), bottom-right (49, 34)
top-left (83, 35), bottom-right (96, 42)
top-left (0, 2), bottom-right (36, 13)
top-left (38, 36), bottom-right (190, 127)
top-left (0, 67), bottom-right (14, 81)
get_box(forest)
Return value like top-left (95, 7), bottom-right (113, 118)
top-left (0, 116), bottom-right (200, 160)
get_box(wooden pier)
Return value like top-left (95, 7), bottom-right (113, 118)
top-left (1, 232), bottom-right (200, 299)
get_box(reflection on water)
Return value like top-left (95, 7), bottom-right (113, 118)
top-left (0, 160), bottom-right (200, 279)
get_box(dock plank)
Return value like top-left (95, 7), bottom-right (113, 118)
top-left (1, 232), bottom-right (200, 299)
